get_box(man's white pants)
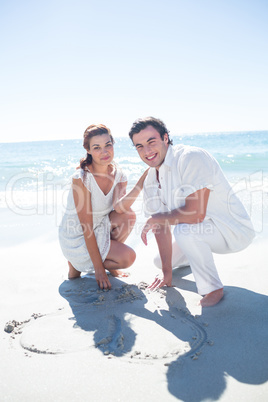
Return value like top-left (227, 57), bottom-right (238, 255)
top-left (154, 219), bottom-right (228, 295)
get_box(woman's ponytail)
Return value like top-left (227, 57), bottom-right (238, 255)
top-left (80, 153), bottom-right (92, 170)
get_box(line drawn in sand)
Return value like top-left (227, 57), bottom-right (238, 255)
top-left (4, 276), bottom-right (213, 363)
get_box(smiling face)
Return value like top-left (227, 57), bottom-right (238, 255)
top-left (132, 125), bottom-right (169, 169)
top-left (87, 134), bottom-right (114, 167)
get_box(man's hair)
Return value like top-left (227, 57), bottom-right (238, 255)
top-left (128, 117), bottom-right (173, 145)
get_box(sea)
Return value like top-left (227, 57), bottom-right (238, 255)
top-left (1, 131), bottom-right (268, 238)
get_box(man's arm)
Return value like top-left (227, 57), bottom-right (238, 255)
top-left (142, 187), bottom-right (210, 245)
top-left (143, 188), bottom-right (210, 290)
top-left (148, 224), bottom-right (173, 290)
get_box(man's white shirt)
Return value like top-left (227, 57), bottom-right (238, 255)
top-left (143, 144), bottom-right (255, 252)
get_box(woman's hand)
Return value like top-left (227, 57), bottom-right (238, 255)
top-left (95, 269), bottom-right (112, 290)
top-left (113, 168), bottom-right (149, 214)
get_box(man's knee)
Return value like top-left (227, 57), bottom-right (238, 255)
top-left (174, 224), bottom-right (194, 244)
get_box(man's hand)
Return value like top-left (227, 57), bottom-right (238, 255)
top-left (141, 217), bottom-right (160, 246)
top-left (148, 272), bottom-right (172, 291)
top-left (95, 269), bottom-right (112, 290)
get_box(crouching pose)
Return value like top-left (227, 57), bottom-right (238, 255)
top-left (59, 124), bottom-right (145, 290)
top-left (128, 117), bottom-right (255, 306)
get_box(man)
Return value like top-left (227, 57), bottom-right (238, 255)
top-left (129, 117), bottom-right (255, 307)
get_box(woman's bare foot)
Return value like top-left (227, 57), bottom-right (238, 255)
top-left (107, 269), bottom-right (130, 278)
top-left (199, 288), bottom-right (224, 307)
top-left (68, 261), bottom-right (81, 279)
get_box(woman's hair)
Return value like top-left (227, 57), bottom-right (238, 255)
top-left (80, 124), bottom-right (114, 170)
top-left (128, 116), bottom-right (173, 145)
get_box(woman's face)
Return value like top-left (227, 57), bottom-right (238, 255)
top-left (87, 134), bottom-right (114, 166)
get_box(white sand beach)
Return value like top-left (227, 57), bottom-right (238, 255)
top-left (1, 205), bottom-right (268, 402)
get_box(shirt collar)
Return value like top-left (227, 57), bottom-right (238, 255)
top-left (147, 145), bottom-right (174, 183)
top-left (161, 145), bottom-right (174, 169)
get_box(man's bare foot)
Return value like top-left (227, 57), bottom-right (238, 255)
top-left (199, 288), bottom-right (224, 307)
top-left (68, 261), bottom-right (81, 279)
top-left (108, 269), bottom-right (129, 278)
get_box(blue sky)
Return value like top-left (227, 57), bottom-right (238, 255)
top-left (0, 0), bottom-right (267, 142)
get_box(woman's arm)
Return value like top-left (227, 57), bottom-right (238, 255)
top-left (113, 169), bottom-right (149, 213)
top-left (112, 181), bottom-right (127, 209)
top-left (72, 178), bottom-right (111, 290)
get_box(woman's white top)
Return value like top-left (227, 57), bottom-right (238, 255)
top-left (59, 166), bottom-right (127, 272)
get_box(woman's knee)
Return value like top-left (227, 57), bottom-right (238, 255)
top-left (111, 208), bottom-right (136, 228)
top-left (122, 246), bottom-right (136, 267)
top-left (107, 242), bottom-right (136, 267)
top-left (123, 208), bottom-right (136, 227)
top-left (129, 247), bottom-right (136, 266)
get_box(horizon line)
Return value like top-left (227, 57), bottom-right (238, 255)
top-left (1, 129), bottom-right (268, 145)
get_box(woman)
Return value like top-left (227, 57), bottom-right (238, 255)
top-left (59, 124), bottom-right (146, 290)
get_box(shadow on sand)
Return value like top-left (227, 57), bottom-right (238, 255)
top-left (59, 268), bottom-right (268, 401)
top-left (167, 272), bottom-right (268, 401)
top-left (58, 273), bottom-right (195, 359)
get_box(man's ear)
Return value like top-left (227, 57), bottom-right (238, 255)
top-left (164, 133), bottom-right (169, 144)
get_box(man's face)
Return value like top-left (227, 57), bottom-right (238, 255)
top-left (132, 125), bottom-right (169, 169)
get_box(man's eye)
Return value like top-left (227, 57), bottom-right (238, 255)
top-left (106, 144), bottom-right (112, 148)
